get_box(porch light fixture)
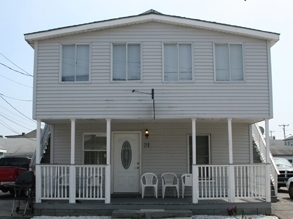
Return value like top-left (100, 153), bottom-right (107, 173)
top-left (145, 129), bottom-right (149, 139)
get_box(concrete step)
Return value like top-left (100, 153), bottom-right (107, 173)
top-left (112, 209), bottom-right (193, 219)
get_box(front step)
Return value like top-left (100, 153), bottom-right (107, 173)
top-left (112, 209), bottom-right (193, 219)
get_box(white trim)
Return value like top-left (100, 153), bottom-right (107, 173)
top-left (82, 132), bottom-right (107, 164)
top-left (70, 119), bottom-right (76, 165)
top-left (213, 43), bottom-right (245, 83)
top-left (162, 42), bottom-right (194, 82)
top-left (59, 43), bottom-right (91, 83)
top-left (111, 43), bottom-right (142, 82)
top-left (32, 41), bottom-right (38, 119)
top-left (228, 118), bottom-right (233, 164)
top-left (267, 41), bottom-right (273, 118)
top-left (25, 14), bottom-right (279, 45)
top-left (50, 125), bottom-right (54, 164)
top-left (111, 131), bottom-right (142, 194)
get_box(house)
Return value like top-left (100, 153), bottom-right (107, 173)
top-left (270, 139), bottom-right (293, 163)
top-left (0, 130), bottom-right (36, 158)
top-left (24, 10), bottom-right (279, 216)
top-left (284, 136), bottom-right (293, 147)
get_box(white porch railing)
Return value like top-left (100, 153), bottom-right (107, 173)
top-left (252, 124), bottom-right (279, 196)
top-left (196, 164), bottom-right (267, 201)
top-left (39, 164), bottom-right (269, 203)
top-left (40, 165), bottom-right (106, 201)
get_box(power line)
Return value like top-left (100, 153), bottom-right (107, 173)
top-left (0, 74), bottom-right (32, 88)
top-left (0, 52), bottom-right (31, 75)
top-left (0, 93), bottom-right (32, 102)
top-left (0, 110), bottom-right (35, 129)
top-left (0, 113), bottom-right (34, 130)
top-left (0, 62), bottom-right (33, 77)
top-left (0, 95), bottom-right (34, 121)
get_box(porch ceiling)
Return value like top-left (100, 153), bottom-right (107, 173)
top-left (41, 118), bottom-right (265, 126)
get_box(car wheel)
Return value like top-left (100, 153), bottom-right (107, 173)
top-left (289, 183), bottom-right (293, 199)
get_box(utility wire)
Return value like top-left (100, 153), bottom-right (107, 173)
top-left (0, 95), bottom-right (34, 121)
top-left (0, 93), bottom-right (32, 102)
top-left (0, 63), bottom-right (33, 77)
top-left (0, 110), bottom-right (35, 129)
top-left (0, 113), bottom-right (33, 130)
top-left (0, 52), bottom-right (31, 75)
top-left (0, 74), bottom-right (32, 88)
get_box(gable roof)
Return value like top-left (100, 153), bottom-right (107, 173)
top-left (25, 9), bottom-right (279, 47)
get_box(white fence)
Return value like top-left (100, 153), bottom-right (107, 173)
top-left (40, 165), bottom-right (106, 200)
top-left (196, 164), bottom-right (267, 201)
top-left (39, 164), bottom-right (268, 202)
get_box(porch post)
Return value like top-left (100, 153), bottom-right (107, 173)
top-left (69, 119), bottom-right (76, 203)
top-left (228, 118), bottom-right (235, 202)
top-left (105, 119), bottom-right (111, 203)
top-left (265, 119), bottom-right (271, 202)
top-left (35, 120), bottom-right (42, 203)
top-left (192, 119), bottom-right (198, 203)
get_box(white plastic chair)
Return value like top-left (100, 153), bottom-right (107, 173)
top-left (161, 172), bottom-right (179, 198)
top-left (87, 175), bottom-right (103, 198)
top-left (181, 173), bottom-right (193, 198)
top-left (141, 173), bottom-right (158, 198)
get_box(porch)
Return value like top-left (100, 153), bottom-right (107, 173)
top-left (37, 164), bottom-right (270, 203)
top-left (33, 118), bottom-right (276, 216)
top-left (33, 195), bottom-right (271, 216)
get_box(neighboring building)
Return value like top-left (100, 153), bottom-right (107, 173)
top-left (271, 139), bottom-right (293, 163)
top-left (0, 130), bottom-right (36, 158)
top-left (284, 136), bottom-right (293, 146)
top-left (24, 10), bottom-right (279, 215)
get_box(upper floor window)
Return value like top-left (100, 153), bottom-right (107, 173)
top-left (83, 133), bottom-right (106, 164)
top-left (112, 43), bottom-right (141, 81)
top-left (164, 43), bottom-right (192, 81)
top-left (61, 44), bottom-right (89, 82)
top-left (214, 43), bottom-right (243, 82)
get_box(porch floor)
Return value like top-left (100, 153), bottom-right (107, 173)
top-left (34, 195), bottom-right (271, 217)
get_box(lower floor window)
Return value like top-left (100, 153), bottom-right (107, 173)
top-left (189, 135), bottom-right (210, 178)
top-left (83, 134), bottom-right (106, 164)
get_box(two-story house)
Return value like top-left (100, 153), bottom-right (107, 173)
top-left (25, 10), bottom-right (279, 216)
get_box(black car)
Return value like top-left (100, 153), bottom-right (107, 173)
top-left (273, 157), bottom-right (293, 188)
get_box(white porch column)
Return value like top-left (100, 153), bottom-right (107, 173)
top-left (35, 120), bottom-right (42, 203)
top-left (105, 119), bottom-right (111, 203)
top-left (265, 119), bottom-right (271, 202)
top-left (228, 118), bottom-right (235, 202)
top-left (69, 119), bottom-right (76, 203)
top-left (192, 119), bottom-right (198, 203)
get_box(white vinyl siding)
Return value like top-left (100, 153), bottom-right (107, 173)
top-left (61, 44), bottom-right (89, 82)
top-left (112, 43), bottom-right (141, 81)
top-left (35, 22), bottom-right (270, 120)
top-left (164, 43), bottom-right (192, 81)
top-left (214, 43), bottom-right (244, 82)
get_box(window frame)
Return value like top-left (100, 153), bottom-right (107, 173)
top-left (213, 43), bottom-right (245, 82)
top-left (187, 134), bottom-right (211, 174)
top-left (111, 42), bottom-right (142, 82)
top-left (82, 133), bottom-right (107, 165)
top-left (60, 43), bottom-right (91, 83)
top-left (162, 42), bottom-right (194, 82)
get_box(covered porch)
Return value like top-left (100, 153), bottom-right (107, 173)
top-left (33, 118), bottom-right (274, 206)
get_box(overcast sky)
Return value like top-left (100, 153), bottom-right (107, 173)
top-left (0, 0), bottom-right (292, 139)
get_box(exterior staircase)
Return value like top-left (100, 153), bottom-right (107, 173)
top-left (30, 123), bottom-right (51, 170)
top-left (252, 124), bottom-right (279, 202)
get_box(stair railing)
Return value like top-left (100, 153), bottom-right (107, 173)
top-left (252, 123), bottom-right (279, 197)
top-left (30, 123), bottom-right (51, 171)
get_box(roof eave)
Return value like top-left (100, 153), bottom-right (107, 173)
top-left (24, 13), bottom-right (280, 46)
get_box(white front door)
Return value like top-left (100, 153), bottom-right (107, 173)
top-left (113, 133), bottom-right (140, 193)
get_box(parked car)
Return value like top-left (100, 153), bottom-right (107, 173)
top-left (286, 177), bottom-right (293, 199)
top-left (273, 157), bottom-right (293, 188)
top-left (0, 157), bottom-right (31, 193)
